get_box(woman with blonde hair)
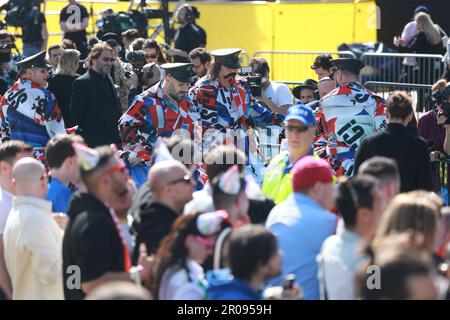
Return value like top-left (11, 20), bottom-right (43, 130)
top-left (372, 193), bottom-right (440, 254)
top-left (397, 12), bottom-right (444, 55)
top-left (48, 49), bottom-right (80, 127)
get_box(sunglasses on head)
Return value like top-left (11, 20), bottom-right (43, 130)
top-left (100, 163), bottom-right (127, 178)
top-left (168, 174), bottom-right (192, 185)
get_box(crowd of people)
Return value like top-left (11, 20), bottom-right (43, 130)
top-left (0, 1), bottom-right (450, 301)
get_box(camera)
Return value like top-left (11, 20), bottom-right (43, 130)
top-left (432, 85), bottom-right (450, 125)
top-left (126, 50), bottom-right (147, 78)
top-left (244, 73), bottom-right (262, 97)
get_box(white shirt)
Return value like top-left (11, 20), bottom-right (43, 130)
top-left (317, 229), bottom-right (366, 300)
top-left (0, 188), bottom-right (13, 236)
top-left (3, 196), bottom-right (64, 300)
top-left (263, 81), bottom-right (294, 107)
top-left (158, 259), bottom-right (206, 300)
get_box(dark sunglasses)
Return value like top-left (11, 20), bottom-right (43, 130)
top-left (168, 174), bottom-right (192, 185)
top-left (102, 57), bottom-right (115, 63)
top-left (284, 124), bottom-right (312, 133)
top-left (146, 54), bottom-right (158, 59)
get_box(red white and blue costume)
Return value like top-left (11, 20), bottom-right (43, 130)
top-left (118, 81), bottom-right (199, 163)
top-left (314, 82), bottom-right (387, 177)
top-left (190, 76), bottom-right (284, 182)
top-left (0, 78), bottom-right (66, 160)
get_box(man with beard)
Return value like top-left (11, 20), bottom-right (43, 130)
top-left (315, 58), bottom-right (387, 177)
top-left (70, 43), bottom-right (122, 147)
top-left (119, 63), bottom-right (198, 164)
top-left (0, 51), bottom-right (66, 162)
top-left (190, 48), bottom-right (284, 182)
top-left (63, 144), bottom-right (151, 300)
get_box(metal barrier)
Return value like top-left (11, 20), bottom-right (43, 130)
top-left (363, 81), bottom-right (433, 115)
top-left (253, 50), bottom-right (356, 82)
top-left (360, 52), bottom-right (445, 86)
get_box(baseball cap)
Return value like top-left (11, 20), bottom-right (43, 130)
top-left (414, 5), bottom-right (429, 15)
top-left (292, 156), bottom-right (335, 192)
top-left (284, 104), bottom-right (316, 126)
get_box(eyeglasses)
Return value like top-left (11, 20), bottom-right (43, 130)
top-left (168, 174), bottom-right (192, 185)
top-left (284, 124), bottom-right (312, 133)
top-left (101, 57), bottom-right (115, 63)
top-left (194, 236), bottom-right (215, 250)
top-left (100, 163), bottom-right (127, 178)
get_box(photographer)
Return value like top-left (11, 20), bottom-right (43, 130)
top-left (0, 30), bottom-right (20, 95)
top-left (166, 5), bottom-right (203, 63)
top-left (128, 61), bottom-right (163, 103)
top-left (250, 57), bottom-right (293, 115)
top-left (418, 79), bottom-right (450, 192)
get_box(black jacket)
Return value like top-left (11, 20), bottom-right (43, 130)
top-left (70, 69), bottom-right (122, 147)
top-left (48, 73), bottom-right (79, 128)
top-left (354, 123), bottom-right (432, 192)
top-left (63, 192), bottom-right (126, 300)
top-left (133, 202), bottom-right (178, 263)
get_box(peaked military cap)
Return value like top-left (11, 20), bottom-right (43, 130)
top-left (161, 62), bottom-right (194, 83)
top-left (210, 48), bottom-right (242, 69)
top-left (16, 51), bottom-right (51, 70)
top-left (330, 58), bottom-right (365, 74)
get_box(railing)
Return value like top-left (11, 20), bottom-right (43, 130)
top-left (253, 50), bottom-right (356, 82)
top-left (363, 81), bottom-right (433, 116)
top-left (359, 52), bottom-right (445, 88)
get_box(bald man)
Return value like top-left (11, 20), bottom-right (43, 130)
top-left (317, 77), bottom-right (336, 99)
top-left (3, 157), bottom-right (64, 299)
top-left (134, 160), bottom-right (195, 257)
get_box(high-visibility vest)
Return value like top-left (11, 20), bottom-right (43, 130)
top-left (262, 151), bottom-right (318, 204)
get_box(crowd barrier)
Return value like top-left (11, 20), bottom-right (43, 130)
top-left (359, 52), bottom-right (445, 87)
top-left (363, 81), bottom-right (433, 116)
top-left (253, 50), bottom-right (356, 82)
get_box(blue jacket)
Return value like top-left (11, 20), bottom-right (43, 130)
top-left (206, 269), bottom-right (262, 300)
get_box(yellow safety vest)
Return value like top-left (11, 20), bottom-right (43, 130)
top-left (262, 151), bottom-right (318, 204)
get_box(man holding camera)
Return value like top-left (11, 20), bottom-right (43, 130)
top-left (119, 63), bottom-right (198, 164)
top-left (190, 48), bottom-right (284, 181)
top-left (250, 57), bottom-right (293, 115)
top-left (315, 58), bottom-right (386, 177)
top-left (0, 51), bottom-right (66, 161)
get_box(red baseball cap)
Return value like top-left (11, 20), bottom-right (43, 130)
top-left (292, 156), bottom-right (335, 192)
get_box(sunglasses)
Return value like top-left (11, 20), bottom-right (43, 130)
top-left (284, 124), bottom-right (312, 133)
top-left (101, 57), bottom-right (115, 63)
top-left (146, 54), bottom-right (158, 59)
top-left (194, 236), bottom-right (215, 250)
top-left (168, 174), bottom-right (192, 185)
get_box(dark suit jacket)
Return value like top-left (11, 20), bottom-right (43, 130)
top-left (70, 69), bottom-right (122, 147)
top-left (354, 123), bottom-right (432, 192)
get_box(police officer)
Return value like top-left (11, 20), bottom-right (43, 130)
top-left (315, 58), bottom-right (386, 177)
top-left (261, 104), bottom-right (317, 204)
top-left (0, 51), bottom-right (66, 161)
top-left (119, 62), bottom-right (198, 163)
top-left (190, 48), bottom-right (284, 182)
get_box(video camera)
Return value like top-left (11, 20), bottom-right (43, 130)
top-left (432, 85), bottom-right (450, 125)
top-left (125, 50), bottom-right (147, 82)
top-left (243, 73), bottom-right (262, 97)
